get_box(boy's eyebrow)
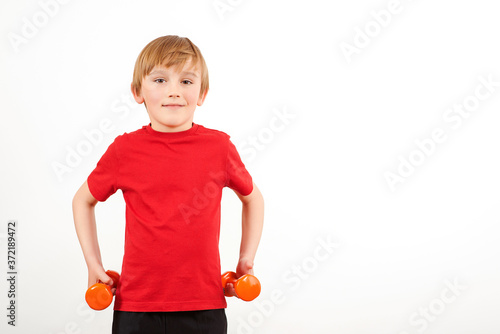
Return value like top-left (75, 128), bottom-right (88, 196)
top-left (148, 69), bottom-right (199, 78)
top-left (180, 71), bottom-right (198, 78)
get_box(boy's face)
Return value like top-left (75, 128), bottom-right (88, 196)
top-left (132, 59), bottom-right (207, 132)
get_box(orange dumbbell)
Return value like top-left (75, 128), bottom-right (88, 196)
top-left (221, 271), bottom-right (261, 302)
top-left (85, 270), bottom-right (120, 310)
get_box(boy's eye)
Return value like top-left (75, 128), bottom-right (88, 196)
top-left (181, 80), bottom-right (193, 85)
top-left (155, 78), bottom-right (165, 83)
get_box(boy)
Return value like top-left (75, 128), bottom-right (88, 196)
top-left (73, 35), bottom-right (264, 334)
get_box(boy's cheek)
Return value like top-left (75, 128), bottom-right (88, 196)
top-left (143, 93), bottom-right (160, 105)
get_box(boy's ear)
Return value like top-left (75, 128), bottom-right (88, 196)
top-left (197, 89), bottom-right (208, 107)
top-left (131, 83), bottom-right (144, 104)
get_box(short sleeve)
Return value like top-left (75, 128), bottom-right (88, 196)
top-left (225, 138), bottom-right (253, 196)
top-left (87, 139), bottom-right (119, 201)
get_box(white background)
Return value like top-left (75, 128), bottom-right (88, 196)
top-left (1, 0), bottom-right (500, 333)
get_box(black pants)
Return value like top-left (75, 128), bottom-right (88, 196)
top-left (112, 309), bottom-right (227, 334)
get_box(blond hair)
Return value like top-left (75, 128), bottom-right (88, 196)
top-left (132, 35), bottom-right (209, 98)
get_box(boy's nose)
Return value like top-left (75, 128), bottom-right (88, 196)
top-left (167, 86), bottom-right (180, 98)
top-left (165, 82), bottom-right (181, 98)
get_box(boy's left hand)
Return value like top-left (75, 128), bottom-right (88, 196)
top-left (225, 257), bottom-right (255, 298)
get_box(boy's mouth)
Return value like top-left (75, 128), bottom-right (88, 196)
top-left (162, 104), bottom-right (185, 108)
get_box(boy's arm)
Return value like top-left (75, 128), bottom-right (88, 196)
top-left (234, 181), bottom-right (264, 277)
top-left (72, 181), bottom-right (114, 290)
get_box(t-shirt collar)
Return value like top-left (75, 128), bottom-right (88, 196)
top-left (144, 122), bottom-right (199, 138)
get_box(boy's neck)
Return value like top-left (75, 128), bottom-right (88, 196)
top-left (150, 121), bottom-right (193, 133)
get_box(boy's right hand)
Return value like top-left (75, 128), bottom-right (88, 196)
top-left (88, 266), bottom-right (116, 295)
top-left (225, 257), bottom-right (255, 298)
top-left (236, 257), bottom-right (254, 278)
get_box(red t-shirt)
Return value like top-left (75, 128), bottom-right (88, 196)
top-left (87, 123), bottom-right (253, 312)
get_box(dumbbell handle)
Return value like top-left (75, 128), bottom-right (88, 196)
top-left (85, 270), bottom-right (120, 311)
top-left (221, 271), bottom-right (261, 302)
